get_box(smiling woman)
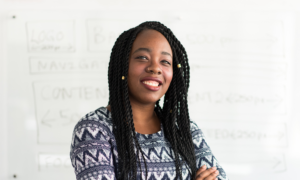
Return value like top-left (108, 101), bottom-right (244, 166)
top-left (70, 21), bottom-right (228, 180)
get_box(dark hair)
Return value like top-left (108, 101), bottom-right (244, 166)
top-left (108, 21), bottom-right (196, 180)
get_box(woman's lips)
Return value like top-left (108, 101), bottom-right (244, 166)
top-left (141, 82), bottom-right (161, 91)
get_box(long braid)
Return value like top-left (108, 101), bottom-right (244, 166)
top-left (123, 28), bottom-right (148, 179)
top-left (109, 30), bottom-right (132, 178)
top-left (108, 21), bottom-right (197, 180)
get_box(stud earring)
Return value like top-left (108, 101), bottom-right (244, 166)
top-left (177, 64), bottom-right (181, 68)
top-left (122, 76), bottom-right (125, 80)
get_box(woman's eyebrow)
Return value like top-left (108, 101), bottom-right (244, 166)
top-left (133, 48), bottom-right (172, 57)
top-left (161, 51), bottom-right (172, 57)
top-left (133, 48), bottom-right (151, 54)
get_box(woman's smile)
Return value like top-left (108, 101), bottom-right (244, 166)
top-left (141, 80), bottom-right (161, 91)
top-left (142, 81), bottom-right (159, 87)
top-left (140, 76), bottom-right (163, 91)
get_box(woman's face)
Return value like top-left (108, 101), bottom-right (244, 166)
top-left (127, 29), bottom-right (173, 105)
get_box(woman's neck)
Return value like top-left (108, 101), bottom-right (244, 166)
top-left (106, 103), bottom-right (161, 134)
top-left (131, 103), bottom-right (161, 134)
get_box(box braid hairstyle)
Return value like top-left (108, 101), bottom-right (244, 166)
top-left (108, 21), bottom-right (197, 180)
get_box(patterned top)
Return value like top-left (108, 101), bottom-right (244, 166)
top-left (70, 107), bottom-right (228, 180)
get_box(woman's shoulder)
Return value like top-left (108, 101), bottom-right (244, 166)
top-left (189, 119), bottom-right (204, 135)
top-left (73, 106), bottom-right (113, 134)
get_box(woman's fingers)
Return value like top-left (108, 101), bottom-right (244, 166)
top-left (204, 170), bottom-right (219, 180)
top-left (196, 164), bottom-right (207, 177)
top-left (195, 166), bottom-right (218, 180)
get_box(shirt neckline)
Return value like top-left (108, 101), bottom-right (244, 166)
top-left (100, 106), bottom-right (163, 136)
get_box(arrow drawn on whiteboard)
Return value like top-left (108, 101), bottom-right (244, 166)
top-left (41, 110), bottom-right (55, 127)
top-left (272, 157), bottom-right (282, 169)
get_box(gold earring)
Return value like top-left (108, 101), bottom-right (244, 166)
top-left (177, 64), bottom-right (181, 68)
top-left (122, 76), bottom-right (125, 80)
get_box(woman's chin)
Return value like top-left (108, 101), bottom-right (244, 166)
top-left (142, 100), bottom-right (160, 105)
top-left (136, 97), bottom-right (161, 105)
top-left (129, 93), bottom-right (163, 105)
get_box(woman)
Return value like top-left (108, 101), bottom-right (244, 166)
top-left (70, 21), bottom-right (228, 180)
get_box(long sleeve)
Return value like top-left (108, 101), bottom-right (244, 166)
top-left (70, 111), bottom-right (117, 180)
top-left (190, 121), bottom-right (228, 180)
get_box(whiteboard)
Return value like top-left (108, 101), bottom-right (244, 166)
top-left (0, 12), bottom-right (8, 180)
top-left (1, 8), bottom-right (300, 180)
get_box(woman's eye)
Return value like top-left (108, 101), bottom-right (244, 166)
top-left (162, 60), bottom-right (171, 65)
top-left (136, 56), bottom-right (148, 60)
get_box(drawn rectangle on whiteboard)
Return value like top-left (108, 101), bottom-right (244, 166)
top-left (188, 83), bottom-right (286, 115)
top-left (200, 122), bottom-right (287, 147)
top-left (29, 57), bottom-right (108, 74)
top-left (218, 152), bottom-right (286, 174)
top-left (170, 21), bottom-right (284, 56)
top-left (32, 80), bottom-right (108, 144)
top-left (26, 21), bottom-right (75, 52)
top-left (38, 153), bottom-right (72, 171)
top-left (189, 58), bottom-right (287, 82)
top-left (86, 19), bottom-right (138, 52)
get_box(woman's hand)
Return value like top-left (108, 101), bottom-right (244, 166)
top-left (195, 165), bottom-right (219, 180)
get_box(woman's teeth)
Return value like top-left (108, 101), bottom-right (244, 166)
top-left (142, 81), bottom-right (159, 87)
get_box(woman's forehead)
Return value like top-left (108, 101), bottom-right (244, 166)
top-left (131, 29), bottom-right (172, 55)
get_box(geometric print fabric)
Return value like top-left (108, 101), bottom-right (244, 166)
top-left (70, 107), bottom-right (228, 180)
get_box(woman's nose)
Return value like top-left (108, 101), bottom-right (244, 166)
top-left (146, 61), bottom-right (162, 75)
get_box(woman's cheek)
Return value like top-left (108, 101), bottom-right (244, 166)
top-left (164, 69), bottom-right (173, 84)
top-left (131, 64), bottom-right (144, 76)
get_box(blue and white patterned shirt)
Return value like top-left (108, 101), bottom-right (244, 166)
top-left (70, 107), bottom-right (228, 180)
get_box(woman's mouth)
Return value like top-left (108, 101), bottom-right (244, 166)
top-left (141, 80), bottom-right (161, 91)
top-left (143, 81), bottom-right (159, 86)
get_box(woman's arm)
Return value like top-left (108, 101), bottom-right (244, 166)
top-left (191, 121), bottom-right (228, 180)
